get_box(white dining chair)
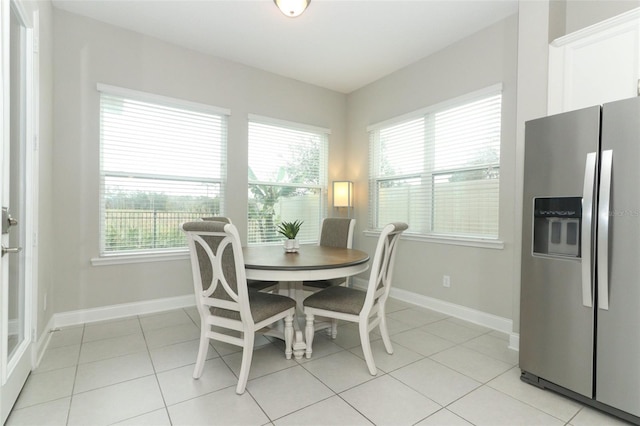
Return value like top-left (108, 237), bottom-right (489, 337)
top-left (302, 217), bottom-right (356, 290)
top-left (201, 216), bottom-right (279, 293)
top-left (301, 217), bottom-right (356, 337)
top-left (182, 220), bottom-right (296, 394)
top-left (303, 222), bottom-right (408, 375)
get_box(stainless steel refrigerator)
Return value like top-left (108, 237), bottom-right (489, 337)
top-left (520, 96), bottom-right (640, 424)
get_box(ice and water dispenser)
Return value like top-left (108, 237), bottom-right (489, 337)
top-left (533, 197), bottom-right (582, 258)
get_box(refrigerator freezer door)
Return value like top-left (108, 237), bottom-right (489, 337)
top-left (597, 97), bottom-right (640, 417)
top-left (520, 106), bottom-right (600, 398)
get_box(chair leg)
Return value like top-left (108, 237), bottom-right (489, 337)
top-left (305, 312), bottom-right (315, 359)
top-left (284, 313), bottom-right (294, 360)
top-left (359, 321), bottom-right (377, 375)
top-left (192, 324), bottom-right (209, 379)
top-left (331, 318), bottom-right (338, 339)
top-left (236, 332), bottom-right (255, 394)
top-left (378, 311), bottom-right (394, 355)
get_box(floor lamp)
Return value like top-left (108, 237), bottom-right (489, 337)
top-left (333, 181), bottom-right (353, 218)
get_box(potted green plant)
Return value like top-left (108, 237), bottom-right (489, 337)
top-left (277, 220), bottom-right (303, 252)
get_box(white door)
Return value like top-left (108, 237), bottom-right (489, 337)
top-left (0, 0), bottom-right (34, 423)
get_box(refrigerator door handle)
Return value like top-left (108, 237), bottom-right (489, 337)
top-left (598, 149), bottom-right (613, 311)
top-left (581, 152), bottom-right (597, 308)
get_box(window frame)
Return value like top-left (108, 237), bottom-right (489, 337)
top-left (247, 114), bottom-right (329, 246)
top-left (92, 84), bottom-right (229, 265)
top-left (366, 85), bottom-right (504, 249)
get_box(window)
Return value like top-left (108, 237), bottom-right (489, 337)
top-left (368, 86), bottom-right (502, 239)
top-left (248, 115), bottom-right (329, 245)
top-left (99, 85), bottom-right (228, 254)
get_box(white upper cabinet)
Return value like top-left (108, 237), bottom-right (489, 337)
top-left (548, 8), bottom-right (640, 114)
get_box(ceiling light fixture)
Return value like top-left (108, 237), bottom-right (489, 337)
top-left (274, 0), bottom-right (311, 18)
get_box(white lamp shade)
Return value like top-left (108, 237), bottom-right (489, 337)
top-left (333, 181), bottom-right (353, 208)
top-left (274, 0), bottom-right (310, 17)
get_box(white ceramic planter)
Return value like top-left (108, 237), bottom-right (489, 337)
top-left (283, 238), bottom-right (300, 253)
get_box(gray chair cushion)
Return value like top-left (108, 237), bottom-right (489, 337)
top-left (213, 291), bottom-right (295, 323)
top-left (249, 291), bottom-right (296, 322)
top-left (303, 286), bottom-right (366, 315)
top-left (389, 222), bottom-right (409, 233)
top-left (319, 218), bottom-right (352, 248)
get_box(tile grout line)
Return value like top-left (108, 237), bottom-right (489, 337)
top-left (65, 323), bottom-right (86, 426)
top-left (140, 310), bottom-right (175, 425)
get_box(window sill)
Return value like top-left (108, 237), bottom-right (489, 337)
top-left (91, 250), bottom-right (190, 266)
top-left (363, 230), bottom-right (504, 250)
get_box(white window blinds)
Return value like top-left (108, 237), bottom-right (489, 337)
top-left (369, 87), bottom-right (502, 238)
top-left (99, 86), bottom-right (228, 254)
top-left (248, 116), bottom-right (328, 245)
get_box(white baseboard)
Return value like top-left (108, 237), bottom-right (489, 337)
top-left (35, 316), bottom-right (55, 367)
top-left (43, 284), bottom-right (520, 361)
top-left (32, 294), bottom-right (195, 369)
top-left (52, 294), bottom-right (196, 328)
top-left (509, 333), bottom-right (520, 352)
top-left (353, 277), bottom-right (520, 351)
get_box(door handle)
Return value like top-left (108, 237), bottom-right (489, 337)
top-left (1, 246), bottom-right (22, 257)
top-left (581, 152), bottom-right (597, 307)
top-left (598, 149), bottom-right (613, 311)
top-left (2, 207), bottom-right (18, 234)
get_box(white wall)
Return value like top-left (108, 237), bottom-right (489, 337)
top-left (34, 0), bottom-right (54, 337)
top-left (51, 9), bottom-right (347, 313)
top-left (346, 15), bottom-right (519, 320)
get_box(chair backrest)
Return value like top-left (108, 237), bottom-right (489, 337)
top-left (201, 216), bottom-right (231, 224)
top-left (319, 218), bottom-right (356, 249)
top-left (362, 222), bottom-right (408, 313)
top-left (182, 220), bottom-right (253, 328)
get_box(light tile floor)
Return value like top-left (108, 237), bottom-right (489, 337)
top-left (6, 299), bottom-right (633, 426)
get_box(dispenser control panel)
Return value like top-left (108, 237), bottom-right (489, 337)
top-left (532, 197), bottom-right (582, 258)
